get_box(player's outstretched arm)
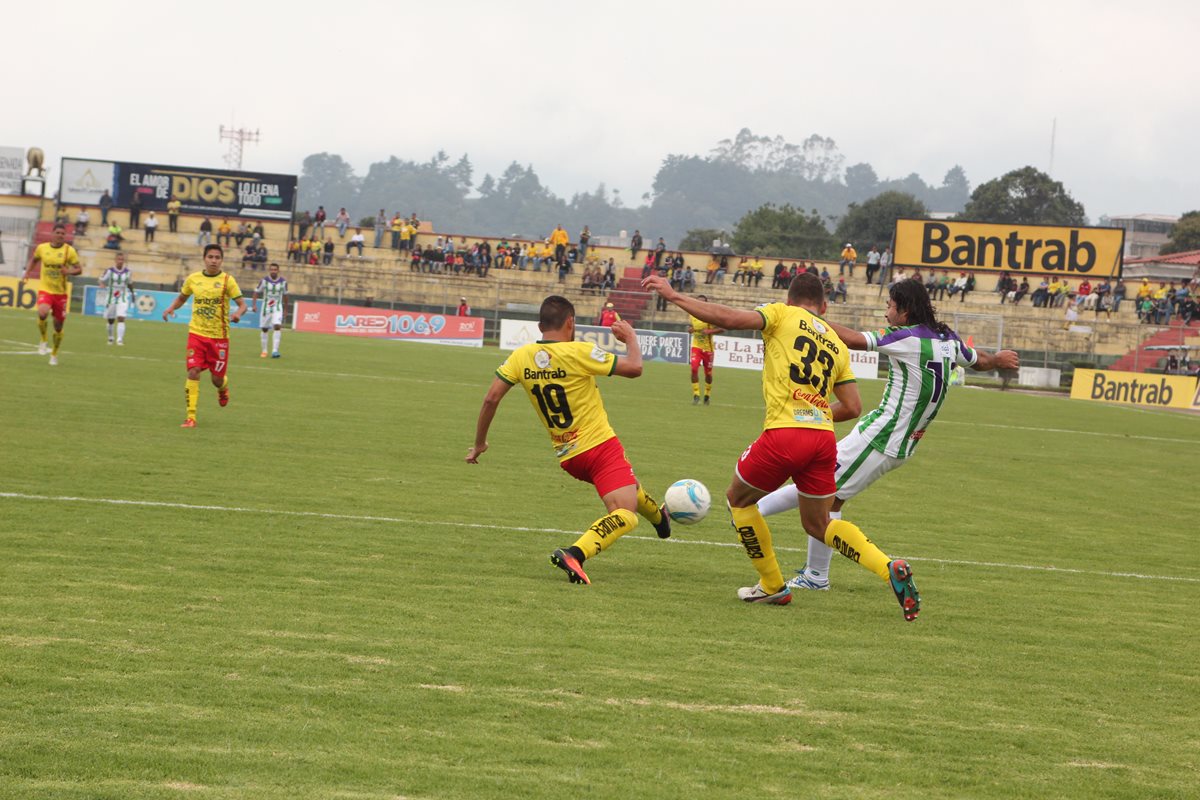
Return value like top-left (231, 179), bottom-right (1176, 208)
top-left (971, 349), bottom-right (1020, 371)
top-left (640, 274), bottom-right (763, 331)
top-left (609, 320), bottom-right (643, 378)
top-left (466, 377), bottom-right (514, 463)
top-left (824, 319), bottom-right (869, 350)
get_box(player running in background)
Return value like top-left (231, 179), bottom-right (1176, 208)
top-left (98, 252), bottom-right (137, 346)
top-left (466, 295), bottom-right (671, 585)
top-left (23, 222), bottom-right (82, 366)
top-left (253, 263), bottom-right (288, 358)
top-left (757, 278), bottom-right (1020, 592)
top-left (645, 272), bottom-right (920, 620)
top-left (161, 244), bottom-right (247, 428)
top-left (688, 295), bottom-right (723, 405)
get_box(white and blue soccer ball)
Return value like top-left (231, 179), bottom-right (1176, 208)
top-left (664, 479), bottom-right (711, 525)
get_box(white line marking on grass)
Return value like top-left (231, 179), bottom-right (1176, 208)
top-left (4, 491), bottom-right (1199, 585)
top-left (937, 419), bottom-right (1199, 444)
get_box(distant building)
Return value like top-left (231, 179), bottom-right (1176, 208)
top-left (1122, 249), bottom-right (1200, 284)
top-left (1101, 213), bottom-right (1178, 259)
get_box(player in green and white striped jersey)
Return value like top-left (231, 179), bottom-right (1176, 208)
top-left (98, 252), bottom-right (137, 345)
top-left (758, 278), bottom-right (1019, 590)
top-left (253, 263), bottom-right (288, 358)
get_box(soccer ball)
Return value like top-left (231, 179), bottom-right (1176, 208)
top-left (664, 479), bottom-right (711, 525)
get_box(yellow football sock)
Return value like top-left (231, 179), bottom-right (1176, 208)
top-left (636, 486), bottom-right (663, 525)
top-left (705, 381), bottom-right (713, 397)
top-left (51, 330), bottom-right (63, 355)
top-left (572, 508), bottom-right (638, 558)
top-left (37, 318), bottom-right (48, 342)
top-left (729, 504), bottom-right (785, 593)
top-left (691, 381), bottom-right (700, 396)
top-left (185, 379), bottom-right (199, 419)
top-left (824, 519), bottom-right (890, 579)
top-left (219, 376), bottom-right (229, 390)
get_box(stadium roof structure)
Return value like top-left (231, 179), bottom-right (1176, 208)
top-left (1107, 213), bottom-right (1181, 224)
top-left (1124, 249), bottom-right (1200, 267)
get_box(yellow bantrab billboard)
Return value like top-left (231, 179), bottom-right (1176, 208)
top-left (893, 219), bottom-right (1125, 278)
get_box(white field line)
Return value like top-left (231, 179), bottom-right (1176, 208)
top-left (2, 491), bottom-right (1198, 585)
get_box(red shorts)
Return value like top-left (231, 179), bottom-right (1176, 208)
top-left (690, 347), bottom-right (714, 372)
top-left (37, 292), bottom-right (68, 323)
top-left (560, 436), bottom-right (637, 498)
top-left (735, 427), bottom-right (838, 498)
top-left (186, 333), bottom-right (230, 378)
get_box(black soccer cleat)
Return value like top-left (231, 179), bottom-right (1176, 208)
top-left (550, 548), bottom-right (591, 585)
top-left (652, 506), bottom-right (672, 539)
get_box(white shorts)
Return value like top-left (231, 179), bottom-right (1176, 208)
top-left (260, 309), bottom-right (284, 328)
top-left (104, 302), bottom-right (129, 319)
top-left (835, 426), bottom-right (906, 501)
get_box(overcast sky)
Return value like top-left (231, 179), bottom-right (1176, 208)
top-left (11, 0), bottom-right (1197, 222)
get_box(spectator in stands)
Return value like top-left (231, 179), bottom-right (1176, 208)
top-left (629, 230), bottom-right (642, 262)
top-left (167, 196), bottom-right (181, 232)
top-left (400, 219), bottom-right (414, 252)
top-left (346, 228), bottom-right (365, 256)
top-left (144, 211), bottom-right (158, 243)
top-left (104, 220), bottom-right (123, 250)
top-left (322, 237), bottom-right (334, 266)
top-left (252, 222), bottom-right (264, 241)
top-left (1092, 279), bottom-right (1110, 313)
top-left (641, 250), bottom-right (655, 279)
top-left (549, 224), bottom-right (569, 267)
top-left (773, 260), bottom-right (788, 289)
top-left (602, 259), bottom-right (616, 293)
top-left (287, 240), bottom-right (299, 262)
top-left (581, 265), bottom-right (599, 295)
top-left (1137, 295), bottom-right (1154, 323)
top-left (682, 265), bottom-right (696, 292)
top-left (74, 208), bottom-right (89, 237)
top-left (1180, 296), bottom-right (1197, 326)
top-left (128, 191), bottom-right (142, 229)
top-left (750, 257), bottom-right (765, 287)
top-left (839, 242), bottom-right (856, 276)
top-left (313, 206), bottom-right (327, 238)
top-left (578, 226), bottom-right (591, 262)
top-left (1076, 279), bottom-right (1092, 309)
top-left (948, 272), bottom-right (968, 300)
top-left (374, 209), bottom-right (386, 248)
top-left (253, 242), bottom-right (268, 269)
top-left (832, 276), bottom-right (848, 303)
top-left (99, 190), bottom-right (113, 225)
top-left (732, 258), bottom-right (748, 286)
top-left (806, 261), bottom-right (818, 277)
top-left (866, 246), bottom-right (881, 284)
top-left (1031, 278), bottom-right (1050, 307)
top-left (218, 219), bottom-right (232, 246)
top-left (706, 256), bottom-right (719, 285)
top-left (1154, 293), bottom-right (1172, 325)
top-left (716, 255), bottom-right (729, 284)
top-left (242, 242), bottom-right (257, 269)
top-left (334, 208), bottom-right (351, 238)
top-left (1054, 280), bottom-right (1073, 307)
top-left (390, 213), bottom-right (403, 250)
top-left (879, 247), bottom-right (893, 286)
top-left (962, 273), bottom-right (976, 302)
top-left (232, 221), bottom-right (247, 246)
top-left (653, 237), bottom-right (667, 269)
top-left (297, 210), bottom-right (312, 240)
top-left (1007, 277), bottom-right (1029, 305)
top-left (1136, 278), bottom-right (1153, 308)
top-left (456, 297), bottom-right (470, 316)
top-left (935, 270), bottom-right (952, 300)
top-left (598, 302), bottom-right (620, 326)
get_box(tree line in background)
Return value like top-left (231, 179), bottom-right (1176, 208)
top-left (297, 128), bottom-right (1108, 261)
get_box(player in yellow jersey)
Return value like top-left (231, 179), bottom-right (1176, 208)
top-left (644, 272), bottom-right (920, 620)
top-left (23, 223), bottom-right (82, 366)
top-left (688, 296), bottom-right (723, 405)
top-left (466, 295), bottom-right (671, 585)
top-left (161, 244), bottom-right (247, 428)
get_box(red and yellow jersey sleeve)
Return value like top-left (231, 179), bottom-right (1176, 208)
top-left (32, 243), bottom-right (79, 295)
top-left (496, 340), bottom-right (618, 461)
top-left (756, 303), bottom-right (854, 431)
top-left (181, 271), bottom-right (242, 339)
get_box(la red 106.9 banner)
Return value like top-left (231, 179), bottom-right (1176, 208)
top-left (292, 301), bottom-right (484, 347)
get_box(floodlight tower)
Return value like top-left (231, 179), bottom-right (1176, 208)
top-left (219, 125), bottom-right (260, 170)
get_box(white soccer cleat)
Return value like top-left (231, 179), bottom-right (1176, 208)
top-left (38, 342), bottom-right (49, 355)
top-left (786, 566), bottom-right (830, 592)
top-left (116, 340), bottom-right (124, 346)
top-left (737, 583), bottom-right (792, 605)
top-left (48, 355), bottom-right (58, 366)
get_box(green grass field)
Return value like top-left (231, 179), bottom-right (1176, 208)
top-left (1, 310), bottom-right (1198, 800)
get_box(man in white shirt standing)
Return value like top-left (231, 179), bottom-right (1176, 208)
top-left (99, 252), bottom-right (137, 345)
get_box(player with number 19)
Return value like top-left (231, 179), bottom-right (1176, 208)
top-left (465, 295), bottom-right (671, 586)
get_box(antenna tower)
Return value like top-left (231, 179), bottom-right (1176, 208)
top-left (219, 125), bottom-right (260, 170)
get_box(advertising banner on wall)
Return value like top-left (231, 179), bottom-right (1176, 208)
top-left (712, 335), bottom-right (880, 380)
top-left (575, 324), bottom-right (689, 364)
top-left (82, 285), bottom-right (262, 328)
top-left (499, 318), bottom-right (542, 350)
top-left (0, 147), bottom-right (24, 195)
top-left (292, 301), bottom-right (484, 346)
top-left (893, 218), bottom-right (1125, 279)
top-left (59, 157), bottom-right (297, 220)
top-left (1070, 368), bottom-right (1199, 410)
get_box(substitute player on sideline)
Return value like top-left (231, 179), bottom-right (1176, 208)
top-left (757, 278), bottom-right (1020, 592)
top-left (688, 295), bottom-right (722, 405)
top-left (253, 263), bottom-right (288, 358)
top-left (161, 244), bottom-right (247, 428)
top-left (644, 272), bottom-right (920, 620)
top-left (465, 295), bottom-right (671, 585)
top-left (23, 222), bottom-right (82, 365)
top-left (98, 252), bottom-right (137, 346)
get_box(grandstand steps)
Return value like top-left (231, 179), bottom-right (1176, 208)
top-left (1107, 318), bottom-right (1199, 372)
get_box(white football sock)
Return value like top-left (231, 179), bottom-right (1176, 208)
top-left (261, 331), bottom-right (269, 351)
top-left (757, 483), bottom-right (800, 517)
top-left (272, 329), bottom-right (281, 352)
top-left (116, 321), bottom-right (125, 342)
top-left (106, 320), bottom-right (114, 340)
top-left (806, 511), bottom-right (838, 580)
